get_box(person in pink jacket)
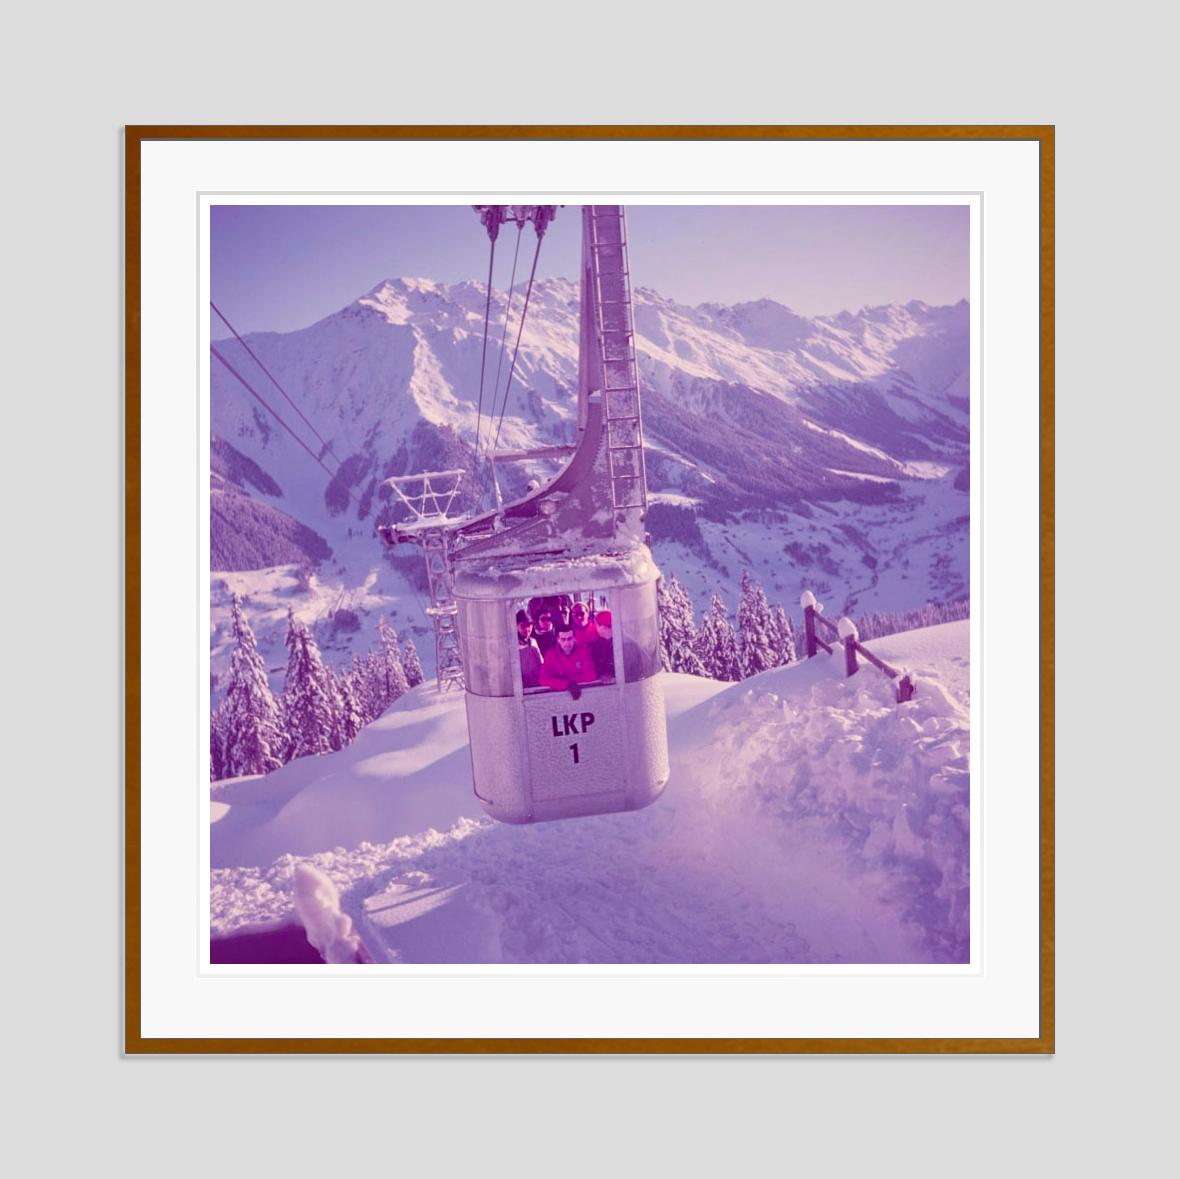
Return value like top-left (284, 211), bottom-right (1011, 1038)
top-left (540, 624), bottom-right (598, 700)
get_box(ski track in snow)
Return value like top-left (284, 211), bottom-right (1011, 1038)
top-left (212, 623), bottom-right (970, 965)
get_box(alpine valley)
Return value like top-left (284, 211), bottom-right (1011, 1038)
top-left (210, 277), bottom-right (970, 689)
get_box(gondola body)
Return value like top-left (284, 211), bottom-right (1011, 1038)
top-left (456, 550), bottom-right (669, 824)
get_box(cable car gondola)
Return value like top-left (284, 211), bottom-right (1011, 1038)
top-left (380, 205), bottom-right (669, 823)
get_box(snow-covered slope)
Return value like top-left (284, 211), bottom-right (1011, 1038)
top-left (212, 621), bottom-right (970, 965)
top-left (212, 279), bottom-right (968, 513)
top-left (210, 279), bottom-right (969, 690)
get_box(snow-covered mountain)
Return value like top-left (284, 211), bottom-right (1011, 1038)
top-left (210, 278), bottom-right (969, 687)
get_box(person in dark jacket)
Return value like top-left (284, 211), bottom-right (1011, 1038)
top-left (529, 594), bottom-right (572, 624)
top-left (591, 611), bottom-right (658, 682)
top-left (589, 609), bottom-right (616, 682)
top-left (533, 610), bottom-right (557, 657)
top-left (516, 609), bottom-right (543, 689)
top-left (540, 625), bottom-right (598, 700)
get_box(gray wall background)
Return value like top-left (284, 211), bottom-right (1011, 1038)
top-left (9, 2), bottom-right (1167, 1172)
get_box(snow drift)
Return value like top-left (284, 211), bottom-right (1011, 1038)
top-left (211, 622), bottom-right (969, 965)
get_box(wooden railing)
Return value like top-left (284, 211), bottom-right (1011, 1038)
top-left (801, 591), bottom-right (916, 704)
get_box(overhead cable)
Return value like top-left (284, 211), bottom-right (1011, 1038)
top-left (211, 345), bottom-right (339, 484)
top-left (211, 300), bottom-right (340, 469)
top-left (472, 233), bottom-right (498, 459)
top-left (489, 222), bottom-right (524, 455)
top-left (489, 228), bottom-right (544, 460)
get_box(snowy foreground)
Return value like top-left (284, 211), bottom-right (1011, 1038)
top-left (212, 621), bottom-right (969, 964)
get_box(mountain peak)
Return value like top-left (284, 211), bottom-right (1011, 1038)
top-left (377, 276), bottom-right (441, 294)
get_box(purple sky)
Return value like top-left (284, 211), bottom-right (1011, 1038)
top-left (211, 204), bottom-right (969, 335)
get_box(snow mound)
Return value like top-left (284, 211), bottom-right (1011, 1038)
top-left (210, 682), bottom-right (478, 870)
top-left (293, 862), bottom-right (363, 964)
top-left (212, 622), bottom-right (970, 964)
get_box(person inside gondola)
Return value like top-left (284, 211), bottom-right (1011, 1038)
top-left (529, 594), bottom-right (571, 625)
top-left (589, 610), bottom-right (616, 682)
top-left (516, 609), bottom-right (543, 689)
top-left (591, 610), bottom-right (655, 682)
top-left (533, 610), bottom-right (557, 657)
top-left (540, 623), bottom-right (598, 700)
top-left (570, 601), bottom-right (599, 649)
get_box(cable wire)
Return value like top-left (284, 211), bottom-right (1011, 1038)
top-left (489, 228), bottom-right (544, 461)
top-left (211, 301), bottom-right (340, 469)
top-left (211, 345), bottom-right (340, 484)
top-left (489, 223), bottom-right (524, 454)
top-left (472, 234), bottom-right (498, 460)
top-left (212, 329), bottom-right (430, 629)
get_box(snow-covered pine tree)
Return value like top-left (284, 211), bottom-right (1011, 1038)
top-left (283, 604), bottom-right (302, 691)
top-left (323, 665), bottom-right (347, 752)
top-left (278, 605), bottom-right (305, 758)
top-left (335, 669), bottom-right (364, 747)
top-left (707, 593), bottom-right (742, 682)
top-left (222, 595), bottom-right (286, 777)
top-left (348, 653), bottom-right (375, 723)
top-left (656, 577), bottom-right (674, 672)
top-left (376, 617), bottom-right (410, 711)
top-left (210, 699), bottom-right (226, 782)
top-left (736, 570), bottom-right (777, 678)
top-left (401, 635), bottom-right (424, 688)
top-left (854, 599), bottom-right (969, 641)
top-left (285, 625), bottom-right (337, 760)
top-left (363, 649), bottom-right (387, 717)
top-left (661, 574), bottom-right (707, 676)
top-left (694, 611), bottom-right (718, 678)
top-left (770, 604), bottom-right (798, 667)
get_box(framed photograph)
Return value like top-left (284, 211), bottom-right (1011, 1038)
top-left (126, 125), bottom-right (1053, 1052)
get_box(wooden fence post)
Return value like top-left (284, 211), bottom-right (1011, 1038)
top-left (801, 591), bottom-right (818, 658)
top-left (838, 616), bottom-right (859, 677)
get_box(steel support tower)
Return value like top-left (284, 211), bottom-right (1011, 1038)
top-left (381, 470), bottom-right (466, 692)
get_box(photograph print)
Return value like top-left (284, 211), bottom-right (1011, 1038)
top-left (208, 201), bottom-right (972, 968)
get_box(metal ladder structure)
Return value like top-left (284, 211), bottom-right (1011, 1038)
top-left (384, 470), bottom-right (466, 692)
top-left (420, 528), bottom-right (465, 692)
top-left (588, 206), bottom-right (647, 513)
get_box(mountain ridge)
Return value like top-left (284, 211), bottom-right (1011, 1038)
top-left (209, 277), bottom-right (969, 685)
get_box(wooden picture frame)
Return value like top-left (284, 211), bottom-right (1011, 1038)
top-left (125, 125), bottom-right (1053, 1053)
